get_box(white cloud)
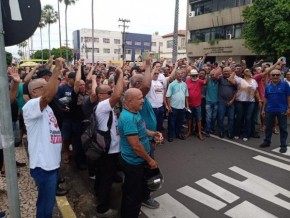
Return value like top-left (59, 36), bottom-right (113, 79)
top-left (5, 0), bottom-right (187, 57)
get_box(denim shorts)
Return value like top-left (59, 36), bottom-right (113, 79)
top-left (186, 106), bottom-right (202, 121)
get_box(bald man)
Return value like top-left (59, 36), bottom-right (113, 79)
top-left (23, 58), bottom-right (65, 218)
top-left (118, 88), bottom-right (163, 218)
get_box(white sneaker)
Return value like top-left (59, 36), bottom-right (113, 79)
top-left (234, 136), bottom-right (239, 139)
top-left (243, 137), bottom-right (248, 141)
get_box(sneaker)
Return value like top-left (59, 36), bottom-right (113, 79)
top-left (234, 136), bottom-right (239, 140)
top-left (96, 209), bottom-right (118, 218)
top-left (89, 175), bottom-right (96, 180)
top-left (279, 147), bottom-right (287, 153)
top-left (259, 142), bottom-right (270, 148)
top-left (142, 198), bottom-right (160, 209)
top-left (242, 138), bottom-right (248, 142)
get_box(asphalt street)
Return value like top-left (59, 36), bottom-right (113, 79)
top-left (140, 129), bottom-right (290, 218)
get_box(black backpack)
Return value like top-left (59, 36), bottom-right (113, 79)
top-left (81, 105), bottom-right (113, 161)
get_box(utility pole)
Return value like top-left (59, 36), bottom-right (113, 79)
top-left (0, 3), bottom-right (21, 218)
top-left (172, 0), bottom-right (179, 63)
top-left (118, 18), bottom-right (130, 65)
top-left (92, 0), bottom-right (95, 65)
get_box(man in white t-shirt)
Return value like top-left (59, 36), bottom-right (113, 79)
top-left (23, 58), bottom-right (64, 218)
top-left (94, 68), bottom-right (124, 218)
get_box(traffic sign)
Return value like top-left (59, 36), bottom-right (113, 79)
top-left (1, 0), bottom-right (41, 46)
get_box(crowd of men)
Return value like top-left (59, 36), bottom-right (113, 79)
top-left (0, 53), bottom-right (290, 217)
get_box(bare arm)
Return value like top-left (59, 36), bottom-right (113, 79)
top-left (40, 58), bottom-right (64, 110)
top-left (73, 61), bottom-right (82, 93)
top-left (45, 55), bottom-right (54, 70)
top-left (140, 57), bottom-right (152, 96)
top-left (126, 135), bottom-right (157, 169)
top-left (23, 64), bottom-right (41, 84)
top-left (8, 67), bottom-right (20, 103)
top-left (86, 63), bottom-right (97, 81)
top-left (89, 75), bottom-right (98, 103)
top-left (228, 72), bottom-right (237, 85)
top-left (263, 58), bottom-right (282, 75)
top-left (109, 68), bottom-right (124, 107)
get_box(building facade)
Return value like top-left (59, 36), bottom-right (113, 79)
top-left (186, 0), bottom-right (255, 63)
top-left (72, 29), bottom-right (152, 63)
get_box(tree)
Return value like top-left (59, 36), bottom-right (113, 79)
top-left (38, 13), bottom-right (46, 61)
top-left (242, 0), bottom-right (290, 57)
top-left (6, 51), bottom-right (12, 66)
top-left (32, 47), bottom-right (73, 61)
top-left (18, 41), bottom-right (28, 59)
top-left (42, 5), bottom-right (58, 56)
top-left (59, 0), bottom-right (78, 62)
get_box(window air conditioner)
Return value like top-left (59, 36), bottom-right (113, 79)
top-left (189, 11), bottom-right (195, 17)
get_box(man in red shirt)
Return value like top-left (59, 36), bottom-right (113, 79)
top-left (185, 69), bottom-right (206, 140)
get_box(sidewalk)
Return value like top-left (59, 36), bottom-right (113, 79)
top-left (0, 143), bottom-right (61, 217)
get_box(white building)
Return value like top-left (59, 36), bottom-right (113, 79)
top-left (73, 28), bottom-right (122, 63)
top-left (151, 30), bottom-right (187, 60)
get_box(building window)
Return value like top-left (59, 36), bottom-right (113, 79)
top-left (125, 49), bottom-right (132, 54)
top-left (189, 23), bottom-right (244, 42)
top-left (167, 40), bottom-right (173, 48)
top-left (152, 42), bottom-right (157, 47)
top-left (95, 48), bottom-right (100, 53)
top-left (103, 38), bottom-right (110, 43)
top-left (126, 40), bottom-right (132, 45)
top-left (135, 41), bottom-right (141, 46)
top-left (103, 48), bottom-right (110, 53)
top-left (81, 37), bottom-right (83, 42)
top-left (114, 49), bottom-right (120, 54)
top-left (135, 48), bottom-right (141, 55)
top-left (114, 39), bottom-right (120, 44)
top-left (94, 38), bottom-right (99, 43)
top-left (144, 42), bottom-right (151, 47)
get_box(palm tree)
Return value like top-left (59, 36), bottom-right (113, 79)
top-left (18, 41), bottom-right (28, 59)
top-left (38, 14), bottom-right (46, 62)
top-left (59, 0), bottom-right (78, 62)
top-left (42, 5), bottom-right (58, 56)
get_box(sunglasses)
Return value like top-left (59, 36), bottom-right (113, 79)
top-left (154, 73), bottom-right (159, 75)
top-left (271, 74), bottom-right (281, 77)
top-left (99, 90), bottom-right (113, 95)
top-left (191, 75), bottom-right (198, 77)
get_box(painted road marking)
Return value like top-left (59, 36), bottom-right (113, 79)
top-left (177, 186), bottom-right (227, 210)
top-left (224, 201), bottom-right (278, 218)
top-left (212, 166), bottom-right (290, 211)
top-left (141, 193), bottom-right (199, 218)
top-left (253, 155), bottom-right (290, 172)
top-left (272, 147), bottom-right (290, 156)
top-left (56, 196), bottom-right (76, 218)
top-left (195, 178), bottom-right (239, 203)
top-left (210, 134), bottom-right (290, 163)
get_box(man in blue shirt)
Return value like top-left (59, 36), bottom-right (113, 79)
top-left (118, 88), bottom-right (163, 218)
top-left (260, 69), bottom-right (290, 153)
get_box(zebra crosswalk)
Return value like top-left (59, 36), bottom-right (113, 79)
top-left (141, 151), bottom-right (290, 218)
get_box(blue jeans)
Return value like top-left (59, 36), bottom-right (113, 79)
top-left (264, 112), bottom-right (288, 147)
top-left (153, 106), bottom-right (164, 132)
top-left (234, 101), bottom-right (255, 138)
top-left (205, 101), bottom-right (218, 133)
top-left (218, 101), bottom-right (235, 136)
top-left (168, 107), bottom-right (185, 138)
top-left (30, 167), bottom-right (58, 218)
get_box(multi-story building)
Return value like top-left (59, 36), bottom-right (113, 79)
top-left (72, 29), bottom-right (151, 63)
top-left (186, 0), bottom-right (255, 64)
top-left (151, 31), bottom-right (187, 60)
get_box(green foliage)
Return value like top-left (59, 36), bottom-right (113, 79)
top-left (6, 51), bottom-right (12, 66)
top-left (32, 47), bottom-right (73, 61)
top-left (242, 0), bottom-right (290, 57)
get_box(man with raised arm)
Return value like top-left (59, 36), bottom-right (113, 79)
top-left (23, 58), bottom-right (65, 218)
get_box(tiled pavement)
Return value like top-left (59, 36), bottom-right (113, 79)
top-left (0, 144), bottom-right (61, 217)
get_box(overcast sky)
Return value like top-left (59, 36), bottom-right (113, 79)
top-left (6, 0), bottom-right (187, 57)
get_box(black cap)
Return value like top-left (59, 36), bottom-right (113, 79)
top-left (68, 72), bottom-right (76, 79)
top-left (37, 68), bottom-right (52, 78)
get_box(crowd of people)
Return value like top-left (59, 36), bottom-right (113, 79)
top-left (0, 52), bottom-right (290, 217)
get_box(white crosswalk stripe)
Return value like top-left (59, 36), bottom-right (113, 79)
top-left (141, 193), bottom-right (199, 218)
top-left (224, 201), bottom-right (278, 218)
top-left (272, 147), bottom-right (290, 156)
top-left (195, 178), bottom-right (239, 203)
top-left (177, 186), bottom-right (227, 210)
top-left (212, 166), bottom-right (290, 211)
top-left (253, 155), bottom-right (290, 172)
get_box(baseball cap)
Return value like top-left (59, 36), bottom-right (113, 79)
top-left (190, 69), bottom-right (198, 76)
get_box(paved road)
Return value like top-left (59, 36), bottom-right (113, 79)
top-left (140, 130), bottom-right (290, 218)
